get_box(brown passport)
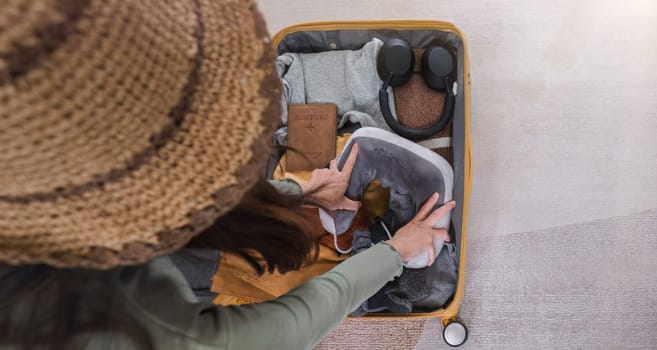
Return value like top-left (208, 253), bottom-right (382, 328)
top-left (286, 103), bottom-right (337, 171)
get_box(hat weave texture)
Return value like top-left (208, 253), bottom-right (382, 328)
top-left (0, 0), bottom-right (281, 268)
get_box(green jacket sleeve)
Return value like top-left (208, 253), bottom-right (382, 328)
top-left (216, 243), bottom-right (403, 349)
top-left (121, 243), bottom-right (402, 350)
top-left (267, 179), bottom-right (303, 195)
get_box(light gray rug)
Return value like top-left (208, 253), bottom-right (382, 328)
top-left (316, 208), bottom-right (657, 349)
top-left (257, 0), bottom-right (657, 347)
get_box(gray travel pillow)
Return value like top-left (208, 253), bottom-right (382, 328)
top-left (319, 127), bottom-right (453, 267)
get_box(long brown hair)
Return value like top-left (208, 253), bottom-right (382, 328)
top-left (0, 177), bottom-right (323, 349)
top-left (190, 177), bottom-right (321, 274)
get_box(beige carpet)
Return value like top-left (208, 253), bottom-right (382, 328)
top-left (316, 209), bottom-right (657, 349)
top-left (258, 0), bottom-right (657, 348)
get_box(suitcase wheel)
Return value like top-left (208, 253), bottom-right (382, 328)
top-left (443, 320), bottom-right (468, 347)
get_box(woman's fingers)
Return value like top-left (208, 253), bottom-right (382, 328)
top-left (339, 143), bottom-right (359, 178)
top-left (433, 228), bottom-right (451, 242)
top-left (414, 193), bottom-right (440, 222)
top-left (340, 197), bottom-right (361, 211)
top-left (426, 246), bottom-right (436, 266)
top-left (424, 200), bottom-right (456, 227)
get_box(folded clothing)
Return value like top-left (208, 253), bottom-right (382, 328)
top-left (413, 240), bottom-right (458, 310)
top-left (276, 38), bottom-right (397, 136)
top-left (351, 212), bottom-right (458, 316)
top-left (350, 213), bottom-right (429, 316)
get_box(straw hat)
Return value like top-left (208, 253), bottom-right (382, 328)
top-left (0, 0), bottom-right (281, 268)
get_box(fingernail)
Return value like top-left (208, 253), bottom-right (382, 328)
top-left (450, 201), bottom-right (456, 207)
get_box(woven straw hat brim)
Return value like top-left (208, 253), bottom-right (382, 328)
top-left (0, 0), bottom-right (281, 269)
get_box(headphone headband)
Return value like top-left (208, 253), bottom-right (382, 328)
top-left (377, 39), bottom-right (455, 140)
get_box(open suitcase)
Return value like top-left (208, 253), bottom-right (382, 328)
top-left (269, 21), bottom-right (473, 347)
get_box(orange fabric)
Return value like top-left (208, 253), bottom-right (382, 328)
top-left (213, 294), bottom-right (252, 306)
top-left (319, 209), bottom-right (372, 250)
top-left (212, 245), bottom-right (348, 305)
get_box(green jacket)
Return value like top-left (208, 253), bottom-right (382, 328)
top-left (0, 243), bottom-right (402, 349)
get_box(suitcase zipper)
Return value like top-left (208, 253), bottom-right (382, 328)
top-left (271, 20), bottom-right (466, 46)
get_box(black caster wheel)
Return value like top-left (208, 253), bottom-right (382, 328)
top-left (443, 320), bottom-right (468, 347)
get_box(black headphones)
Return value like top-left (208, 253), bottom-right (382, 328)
top-left (377, 38), bottom-right (455, 140)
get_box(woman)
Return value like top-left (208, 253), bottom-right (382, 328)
top-left (0, 0), bottom-right (454, 349)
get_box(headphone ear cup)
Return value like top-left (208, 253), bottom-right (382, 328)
top-left (421, 46), bottom-right (454, 90)
top-left (376, 38), bottom-right (414, 87)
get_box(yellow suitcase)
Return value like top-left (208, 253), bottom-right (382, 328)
top-left (272, 20), bottom-right (473, 347)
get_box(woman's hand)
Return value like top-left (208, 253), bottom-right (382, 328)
top-left (301, 144), bottom-right (361, 211)
top-left (386, 193), bottom-right (455, 265)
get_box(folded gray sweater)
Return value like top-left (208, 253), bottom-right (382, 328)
top-left (275, 38), bottom-right (396, 142)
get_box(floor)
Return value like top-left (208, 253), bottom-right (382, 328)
top-left (258, 0), bottom-right (657, 348)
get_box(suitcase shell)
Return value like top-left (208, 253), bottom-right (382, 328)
top-left (272, 20), bottom-right (472, 329)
